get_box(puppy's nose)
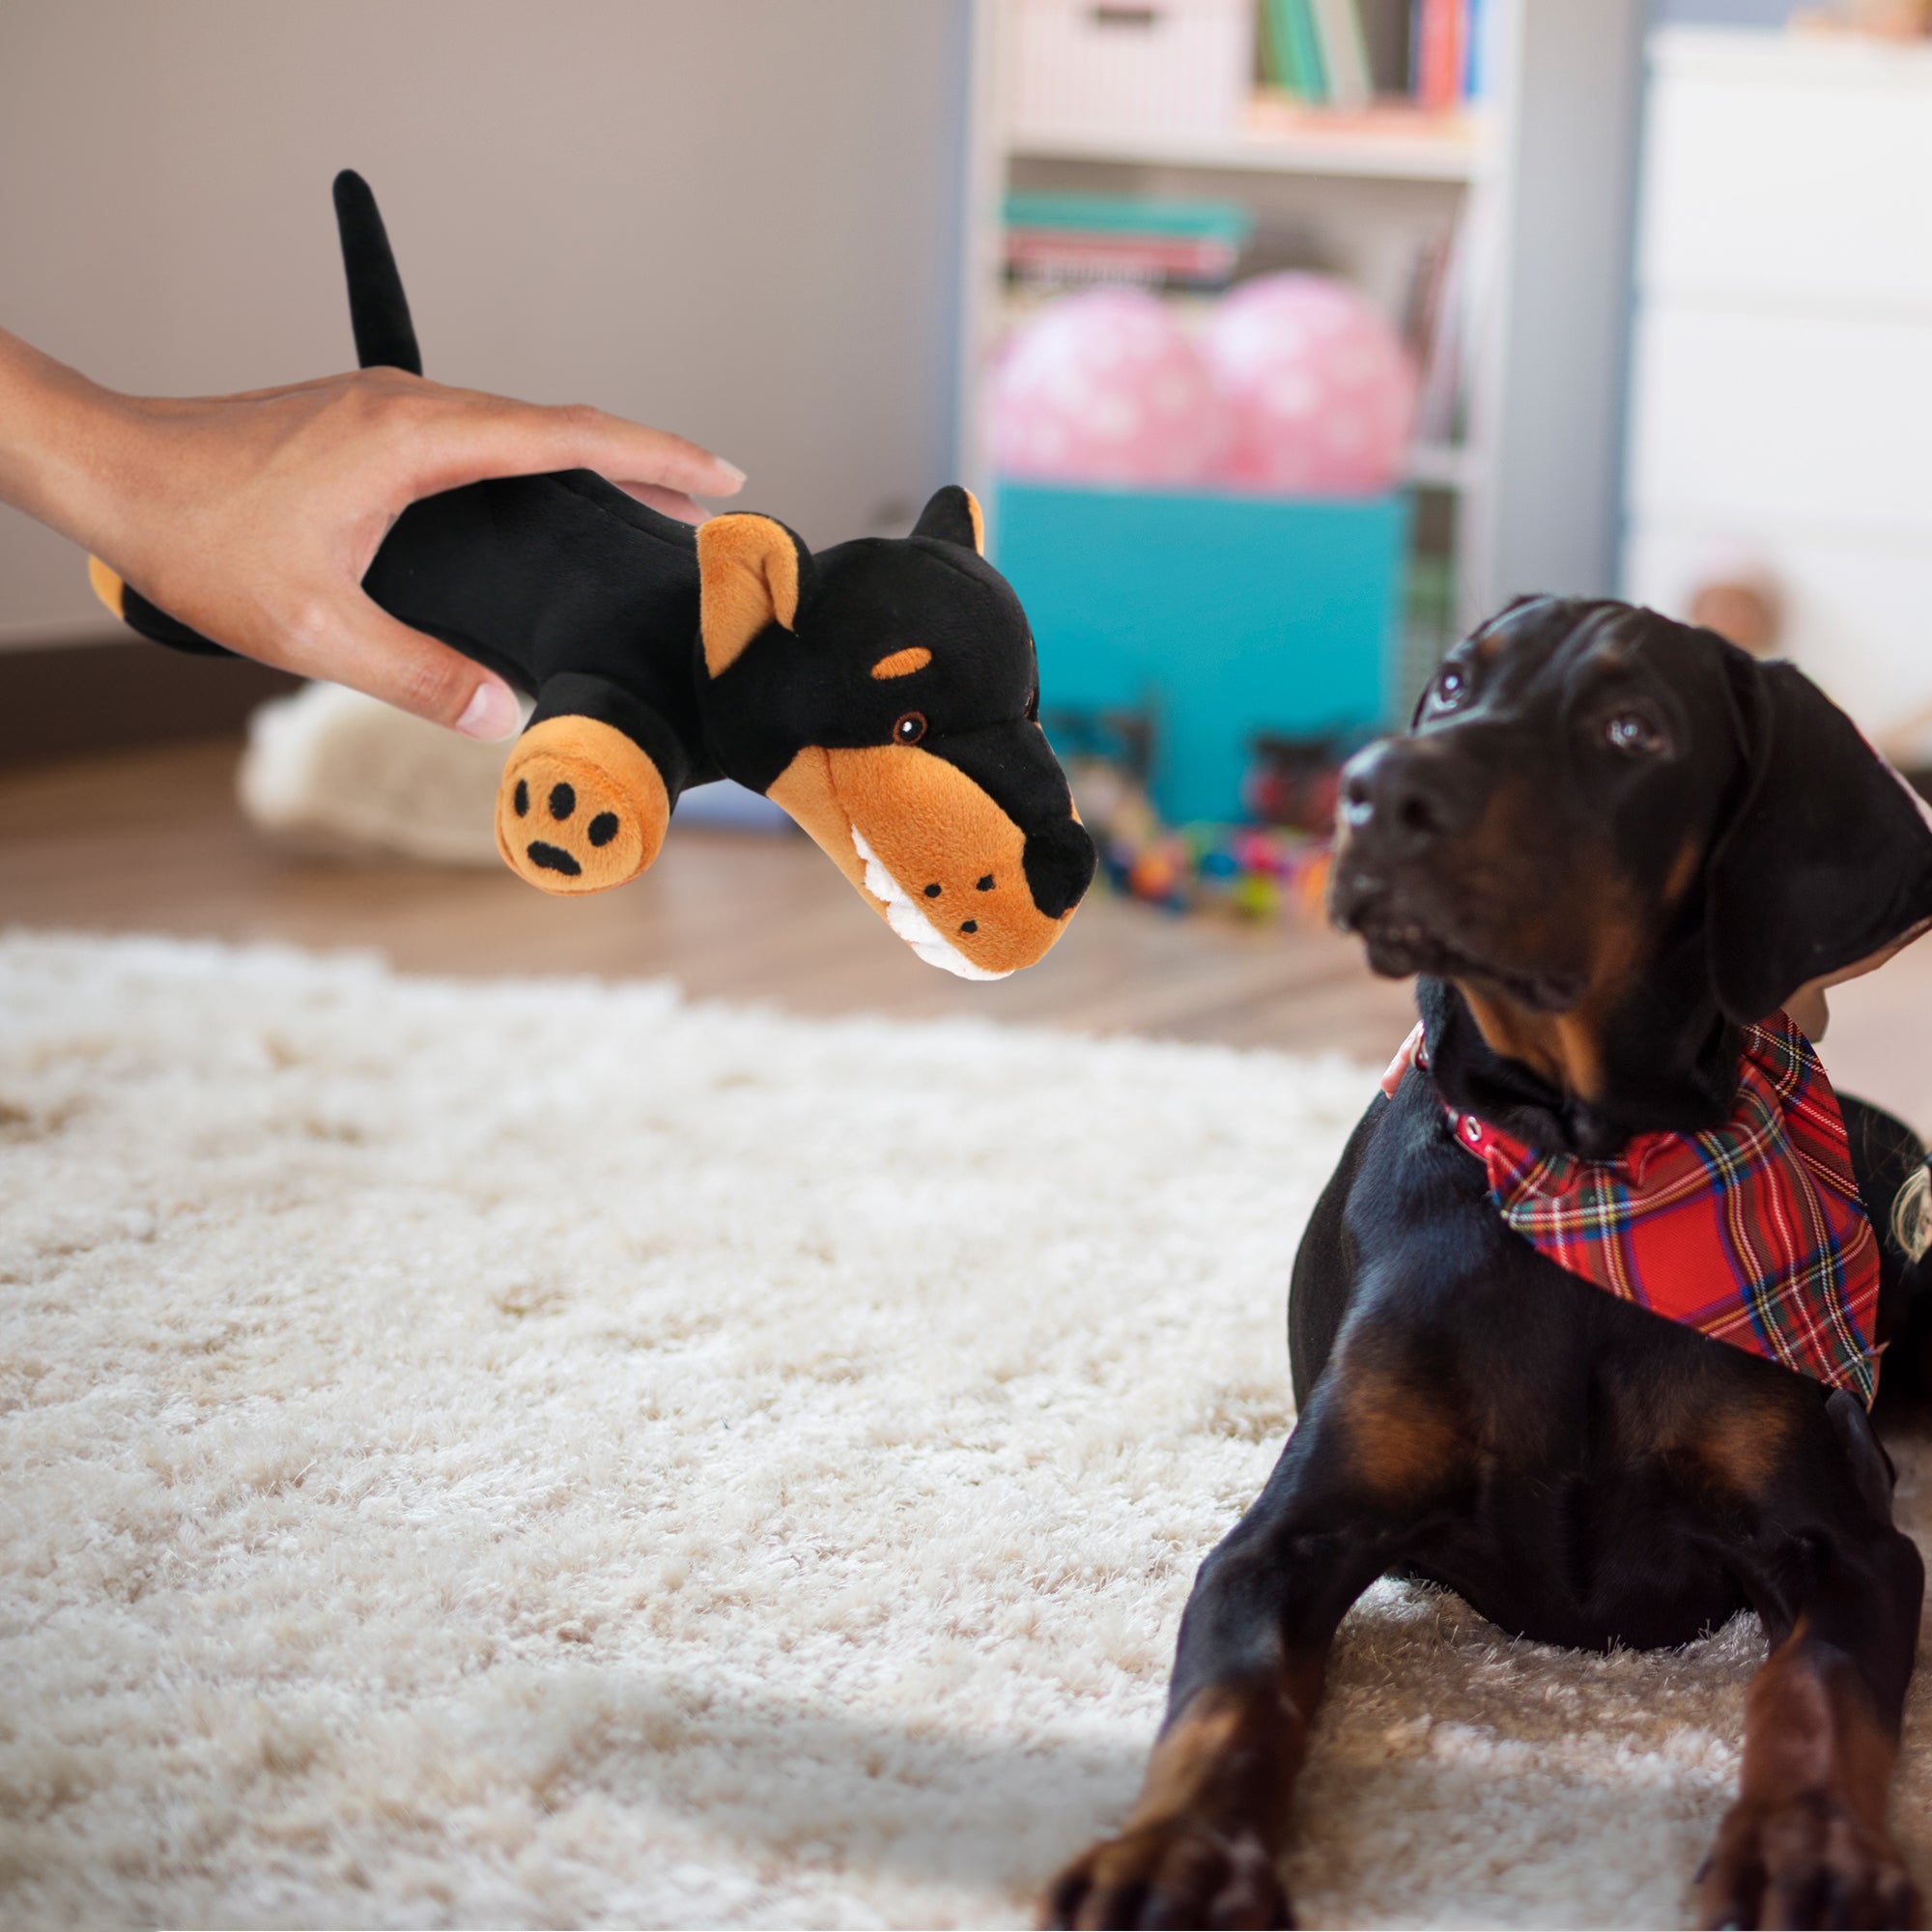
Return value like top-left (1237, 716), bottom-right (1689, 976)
top-left (1339, 741), bottom-right (1475, 856)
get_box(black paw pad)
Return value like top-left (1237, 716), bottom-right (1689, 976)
top-left (513, 780), bottom-right (530, 817)
top-left (527, 840), bottom-right (582, 877)
top-left (959, 920), bottom-right (978, 934)
top-left (976, 874), bottom-right (995, 892)
top-left (549, 782), bottom-right (577, 821)
top-left (587, 811), bottom-right (619, 848)
top-left (923, 882), bottom-right (942, 898)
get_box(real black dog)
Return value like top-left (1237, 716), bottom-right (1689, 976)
top-left (1049, 598), bottom-right (1932, 1931)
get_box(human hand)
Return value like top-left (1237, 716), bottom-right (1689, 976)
top-left (0, 332), bottom-right (744, 739)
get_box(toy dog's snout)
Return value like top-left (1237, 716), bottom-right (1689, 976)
top-left (768, 731), bottom-right (1094, 980)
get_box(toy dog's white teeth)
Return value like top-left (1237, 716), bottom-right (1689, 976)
top-left (850, 828), bottom-right (1010, 981)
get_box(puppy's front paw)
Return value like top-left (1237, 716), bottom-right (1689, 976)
top-left (1697, 1790), bottom-right (1919, 1930)
top-left (1042, 1817), bottom-right (1291, 1931)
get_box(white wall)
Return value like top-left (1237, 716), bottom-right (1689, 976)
top-left (0, 0), bottom-right (968, 646)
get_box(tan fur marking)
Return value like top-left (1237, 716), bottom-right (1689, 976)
top-left (494, 715), bottom-right (669, 896)
top-left (1695, 1393), bottom-right (1797, 1498)
top-left (87, 555), bottom-right (126, 619)
top-left (962, 488), bottom-right (985, 556)
top-left (696, 514), bottom-right (801, 677)
top-left (767, 740), bottom-right (1076, 975)
top-left (869, 647), bottom-right (931, 681)
top-left (1128, 1664), bottom-right (1323, 1832)
top-left (1663, 837), bottom-right (1701, 907)
top-left (1453, 861), bottom-right (1648, 1104)
top-left (1340, 1365), bottom-right (1464, 1501)
top-left (1697, 1617), bottom-right (1913, 1929)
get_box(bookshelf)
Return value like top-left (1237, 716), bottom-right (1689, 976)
top-left (1011, 100), bottom-right (1490, 185)
top-left (956, 0), bottom-right (1647, 679)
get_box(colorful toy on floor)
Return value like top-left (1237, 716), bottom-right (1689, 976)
top-left (87, 172), bottom-right (1095, 982)
top-left (1056, 718), bottom-right (1337, 923)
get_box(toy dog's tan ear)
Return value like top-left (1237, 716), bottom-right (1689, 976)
top-left (697, 514), bottom-right (814, 677)
top-left (910, 484), bottom-right (984, 556)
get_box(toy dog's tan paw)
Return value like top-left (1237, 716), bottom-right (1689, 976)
top-left (494, 715), bottom-right (668, 895)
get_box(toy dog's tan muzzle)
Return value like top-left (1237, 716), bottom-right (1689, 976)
top-left (767, 744), bottom-right (1083, 979)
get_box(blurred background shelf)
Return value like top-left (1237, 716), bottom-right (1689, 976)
top-left (1011, 99), bottom-right (1489, 182)
top-left (961, 0), bottom-right (1647, 767)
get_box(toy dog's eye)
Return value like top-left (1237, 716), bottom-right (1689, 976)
top-left (894, 712), bottom-right (927, 746)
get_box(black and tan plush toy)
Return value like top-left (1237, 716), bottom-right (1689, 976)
top-left (88, 171), bottom-right (1095, 980)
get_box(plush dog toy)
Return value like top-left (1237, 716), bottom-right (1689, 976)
top-left (87, 171), bottom-right (1095, 981)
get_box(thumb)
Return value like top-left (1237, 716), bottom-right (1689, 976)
top-left (275, 592), bottom-right (522, 740)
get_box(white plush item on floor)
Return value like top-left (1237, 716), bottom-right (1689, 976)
top-left (238, 682), bottom-right (791, 865)
top-left (239, 681), bottom-right (513, 865)
top-left (3, 932), bottom-right (1930, 1928)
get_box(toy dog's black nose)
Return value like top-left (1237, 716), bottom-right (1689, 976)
top-left (1023, 816), bottom-right (1096, 921)
top-left (1339, 741), bottom-right (1478, 859)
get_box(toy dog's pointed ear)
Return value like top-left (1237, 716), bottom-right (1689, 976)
top-left (910, 485), bottom-right (984, 556)
top-left (1706, 649), bottom-right (1932, 1024)
top-left (697, 514), bottom-right (815, 677)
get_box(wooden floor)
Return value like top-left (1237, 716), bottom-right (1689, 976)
top-left (5, 738), bottom-right (1932, 1127)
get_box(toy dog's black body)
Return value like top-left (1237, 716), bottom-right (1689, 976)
top-left (95, 172), bottom-right (1094, 980)
top-left (1051, 600), bottom-right (1932, 1931)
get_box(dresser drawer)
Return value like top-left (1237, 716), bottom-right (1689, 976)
top-left (1641, 31), bottom-right (1932, 315)
top-left (1627, 305), bottom-right (1932, 536)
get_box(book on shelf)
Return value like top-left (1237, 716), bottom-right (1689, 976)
top-left (1412, 0), bottom-right (1468, 110)
top-left (1411, 205), bottom-right (1479, 449)
top-left (1264, 0), bottom-right (1329, 104)
top-left (1254, 0), bottom-right (1487, 112)
top-left (1309, 0), bottom-right (1374, 109)
top-left (1002, 192), bottom-right (1252, 295)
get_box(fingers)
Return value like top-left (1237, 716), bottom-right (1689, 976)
top-left (616, 481), bottom-right (710, 524)
top-left (266, 592), bottom-right (521, 739)
top-left (405, 389), bottom-right (745, 504)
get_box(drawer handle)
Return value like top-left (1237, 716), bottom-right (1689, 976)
top-left (1091, 5), bottom-right (1160, 27)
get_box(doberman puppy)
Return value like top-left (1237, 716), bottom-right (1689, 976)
top-left (1048, 598), bottom-right (1932, 1930)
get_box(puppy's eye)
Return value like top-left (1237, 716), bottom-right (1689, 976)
top-left (1605, 712), bottom-right (1665, 755)
top-left (894, 712), bottom-right (927, 747)
top-left (1432, 665), bottom-right (1469, 712)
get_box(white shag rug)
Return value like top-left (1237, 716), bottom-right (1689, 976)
top-left (5, 933), bottom-right (1932, 1930)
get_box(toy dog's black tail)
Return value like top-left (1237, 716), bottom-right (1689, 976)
top-left (331, 170), bottom-right (422, 375)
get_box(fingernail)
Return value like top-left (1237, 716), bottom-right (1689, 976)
top-left (716, 460), bottom-right (748, 489)
top-left (456, 678), bottom-right (520, 742)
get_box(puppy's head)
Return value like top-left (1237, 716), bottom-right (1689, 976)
top-left (1330, 597), bottom-right (1932, 1089)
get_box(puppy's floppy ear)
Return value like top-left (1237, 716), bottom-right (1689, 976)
top-left (1706, 648), bottom-right (1932, 1023)
top-left (910, 485), bottom-right (984, 556)
top-left (697, 514), bottom-right (816, 677)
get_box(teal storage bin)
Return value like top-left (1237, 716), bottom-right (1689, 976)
top-left (994, 481), bottom-right (1410, 824)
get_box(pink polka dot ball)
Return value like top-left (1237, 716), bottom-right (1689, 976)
top-left (1201, 273), bottom-right (1417, 496)
top-left (989, 288), bottom-right (1227, 489)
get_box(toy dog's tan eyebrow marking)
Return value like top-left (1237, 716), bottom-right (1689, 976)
top-left (870, 647), bottom-right (931, 681)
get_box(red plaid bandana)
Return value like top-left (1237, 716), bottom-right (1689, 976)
top-left (1380, 1011), bottom-right (1881, 1404)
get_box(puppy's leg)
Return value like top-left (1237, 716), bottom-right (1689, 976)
top-left (1697, 1395), bottom-right (1924, 1932)
top-left (1044, 1369), bottom-right (1455, 1930)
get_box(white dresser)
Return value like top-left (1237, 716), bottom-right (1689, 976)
top-left (1622, 26), bottom-right (1932, 740)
